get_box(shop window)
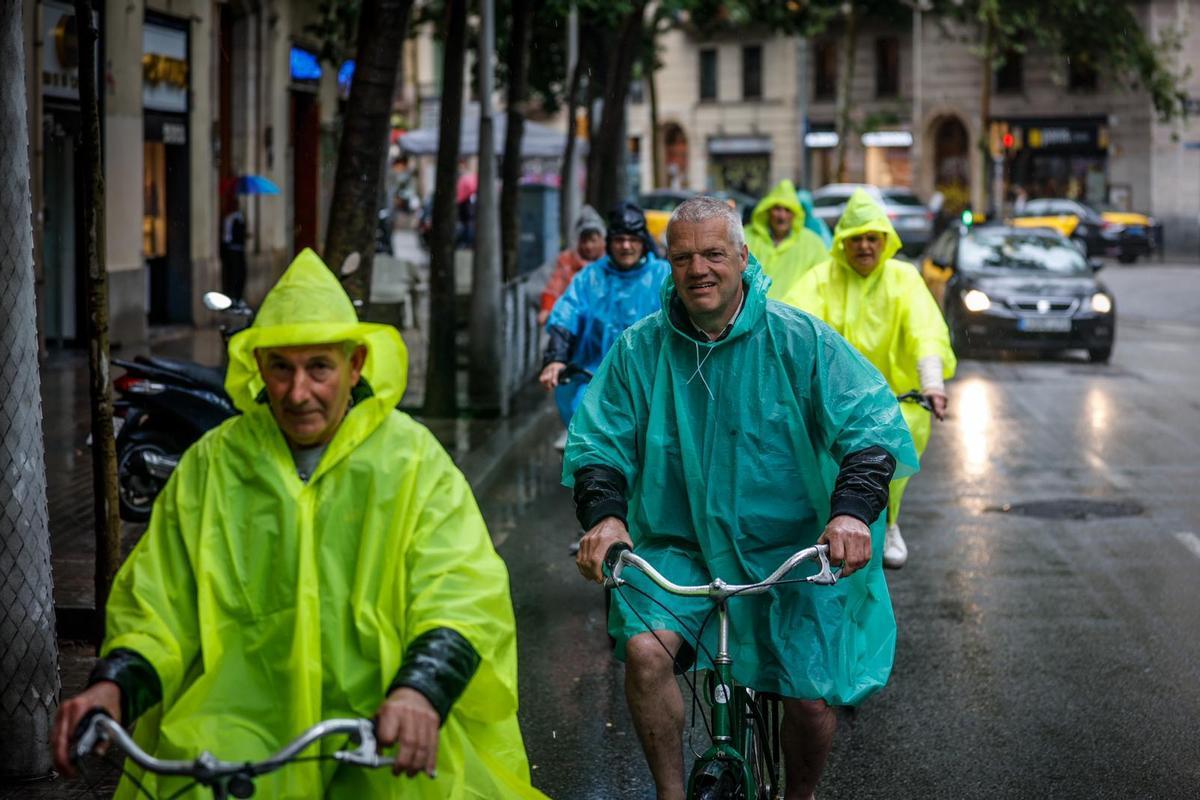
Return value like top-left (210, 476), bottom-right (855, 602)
top-left (1068, 56), bottom-right (1097, 91)
top-left (143, 142), bottom-right (167, 258)
top-left (995, 51), bottom-right (1023, 93)
top-left (742, 45), bottom-right (762, 100)
top-left (699, 48), bottom-right (718, 101)
top-left (814, 41), bottom-right (836, 100)
top-left (875, 37), bottom-right (899, 98)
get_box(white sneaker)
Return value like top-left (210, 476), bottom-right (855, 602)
top-left (553, 430), bottom-right (568, 451)
top-left (883, 524), bottom-right (908, 569)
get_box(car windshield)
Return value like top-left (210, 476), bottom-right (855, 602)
top-left (882, 191), bottom-right (924, 207)
top-left (958, 230), bottom-right (1089, 275)
top-left (812, 194), bottom-right (849, 208)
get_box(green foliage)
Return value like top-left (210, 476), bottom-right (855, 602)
top-left (305, 0), bottom-right (363, 64)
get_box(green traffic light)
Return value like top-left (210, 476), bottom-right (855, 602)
top-left (961, 209), bottom-right (974, 226)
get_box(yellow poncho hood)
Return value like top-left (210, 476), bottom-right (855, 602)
top-left (746, 180), bottom-right (828, 300)
top-left (226, 248), bottom-right (408, 414)
top-left (830, 188), bottom-right (903, 269)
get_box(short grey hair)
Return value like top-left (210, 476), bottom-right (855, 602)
top-left (666, 196), bottom-right (746, 253)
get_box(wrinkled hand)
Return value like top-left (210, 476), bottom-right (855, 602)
top-left (376, 687), bottom-right (440, 779)
top-left (576, 517), bottom-right (633, 584)
top-left (817, 515), bottom-right (873, 578)
top-left (538, 361), bottom-right (566, 391)
top-left (51, 681), bottom-right (122, 778)
top-left (926, 390), bottom-right (948, 421)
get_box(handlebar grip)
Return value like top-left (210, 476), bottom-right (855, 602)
top-left (604, 542), bottom-right (632, 572)
top-left (71, 707), bottom-right (112, 762)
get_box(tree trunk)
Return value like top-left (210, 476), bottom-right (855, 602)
top-left (75, 0), bottom-right (121, 646)
top-left (586, 0), bottom-right (647, 213)
top-left (978, 11), bottom-right (995, 216)
top-left (500, 0), bottom-right (533, 281)
top-left (423, 0), bottom-right (467, 417)
top-left (833, 5), bottom-right (859, 183)
top-left (645, 44), bottom-right (662, 189)
top-left (323, 0), bottom-right (412, 302)
top-left (558, 52), bottom-right (585, 246)
top-left (470, 0), bottom-right (502, 411)
top-left (0, 2), bottom-right (60, 778)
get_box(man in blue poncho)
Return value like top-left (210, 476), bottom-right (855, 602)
top-left (567, 197), bottom-right (918, 800)
top-left (538, 203), bottom-right (670, 430)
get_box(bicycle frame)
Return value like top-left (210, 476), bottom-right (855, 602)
top-left (606, 544), bottom-right (837, 798)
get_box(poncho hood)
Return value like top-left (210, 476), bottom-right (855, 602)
top-left (660, 253), bottom-right (770, 347)
top-left (226, 248), bottom-right (408, 415)
top-left (831, 189), bottom-right (903, 276)
top-left (750, 179), bottom-right (806, 241)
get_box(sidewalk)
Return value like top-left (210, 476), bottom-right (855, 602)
top-left (5, 310), bottom-right (555, 798)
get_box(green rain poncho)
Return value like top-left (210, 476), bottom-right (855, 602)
top-left (781, 189), bottom-right (956, 524)
top-left (102, 250), bottom-right (544, 799)
top-left (562, 256), bottom-right (918, 704)
top-left (745, 179), bottom-right (829, 301)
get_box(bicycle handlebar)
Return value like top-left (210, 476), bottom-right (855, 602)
top-left (73, 710), bottom-right (391, 780)
top-left (603, 543), bottom-right (838, 599)
top-left (896, 390), bottom-right (935, 413)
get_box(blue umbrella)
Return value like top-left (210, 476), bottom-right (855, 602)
top-left (236, 175), bottom-right (280, 196)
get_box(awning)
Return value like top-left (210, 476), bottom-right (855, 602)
top-left (707, 135), bottom-right (772, 156)
top-left (397, 110), bottom-right (574, 159)
top-left (861, 130), bottom-right (913, 148)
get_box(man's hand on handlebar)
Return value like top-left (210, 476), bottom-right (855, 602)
top-left (375, 687), bottom-right (439, 779)
top-left (576, 517), bottom-right (633, 584)
top-left (817, 515), bottom-right (872, 578)
top-left (52, 681), bottom-right (122, 778)
top-left (539, 361), bottom-right (567, 391)
top-left (926, 390), bottom-right (948, 421)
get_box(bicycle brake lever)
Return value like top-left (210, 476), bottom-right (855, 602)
top-left (806, 545), bottom-right (839, 585)
top-left (335, 720), bottom-right (391, 769)
top-left (71, 708), bottom-right (111, 762)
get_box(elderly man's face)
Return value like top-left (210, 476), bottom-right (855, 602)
top-left (667, 218), bottom-right (748, 321)
top-left (768, 206), bottom-right (795, 240)
top-left (577, 231), bottom-right (605, 263)
top-left (256, 343), bottom-right (366, 447)
top-left (845, 232), bottom-right (886, 276)
top-left (609, 234), bottom-right (646, 270)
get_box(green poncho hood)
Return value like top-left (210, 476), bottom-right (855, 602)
top-left (830, 189), bottom-right (903, 271)
top-left (746, 180), bottom-right (829, 301)
top-left (226, 248), bottom-right (408, 415)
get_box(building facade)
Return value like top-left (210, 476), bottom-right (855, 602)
top-left (627, 1), bottom-right (1200, 257)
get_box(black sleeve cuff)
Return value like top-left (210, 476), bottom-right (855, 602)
top-left (88, 648), bottom-right (162, 725)
top-left (387, 628), bottom-right (481, 725)
top-left (573, 465), bottom-right (628, 530)
top-left (829, 446), bottom-right (897, 526)
top-left (543, 325), bottom-right (574, 366)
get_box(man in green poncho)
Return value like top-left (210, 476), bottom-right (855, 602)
top-left (781, 189), bottom-right (956, 570)
top-left (568, 197), bottom-right (918, 799)
top-left (745, 178), bottom-right (829, 301)
top-left (52, 250), bottom-right (546, 799)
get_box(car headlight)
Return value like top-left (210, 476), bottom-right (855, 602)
top-left (1091, 293), bottom-right (1113, 314)
top-left (963, 289), bottom-right (991, 312)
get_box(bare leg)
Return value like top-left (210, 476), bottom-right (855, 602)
top-left (624, 631), bottom-right (686, 800)
top-left (780, 698), bottom-right (836, 800)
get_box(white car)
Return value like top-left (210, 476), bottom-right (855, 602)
top-left (810, 183), bottom-right (934, 256)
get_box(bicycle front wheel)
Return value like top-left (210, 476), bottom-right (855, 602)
top-left (742, 692), bottom-right (782, 800)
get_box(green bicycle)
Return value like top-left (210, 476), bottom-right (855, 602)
top-left (603, 542), bottom-right (839, 800)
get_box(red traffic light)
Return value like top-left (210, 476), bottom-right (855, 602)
top-left (1002, 132), bottom-right (1015, 149)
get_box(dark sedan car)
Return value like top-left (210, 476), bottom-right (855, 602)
top-left (921, 225), bottom-right (1116, 362)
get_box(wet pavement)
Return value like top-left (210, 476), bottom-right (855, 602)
top-left (475, 260), bottom-right (1200, 799)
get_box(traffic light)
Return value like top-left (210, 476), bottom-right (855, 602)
top-left (1002, 131), bottom-right (1015, 150)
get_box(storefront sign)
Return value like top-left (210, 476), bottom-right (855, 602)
top-left (143, 21), bottom-right (189, 113)
top-left (42, 1), bottom-right (97, 101)
top-left (861, 130), bottom-right (913, 148)
top-left (804, 131), bottom-right (838, 149)
top-left (707, 135), bottom-right (771, 156)
top-left (1016, 120), bottom-right (1106, 151)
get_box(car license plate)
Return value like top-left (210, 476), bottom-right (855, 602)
top-left (1018, 317), bottom-right (1071, 333)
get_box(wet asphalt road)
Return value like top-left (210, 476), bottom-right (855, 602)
top-left (477, 262), bottom-right (1200, 799)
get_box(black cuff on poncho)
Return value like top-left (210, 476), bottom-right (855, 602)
top-left (543, 325), bottom-right (574, 367)
top-left (387, 628), bottom-right (481, 725)
top-left (88, 648), bottom-right (162, 725)
top-left (829, 446), bottom-right (896, 526)
top-left (573, 465), bottom-right (628, 530)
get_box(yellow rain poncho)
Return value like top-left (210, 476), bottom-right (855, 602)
top-left (781, 190), bottom-right (955, 524)
top-left (102, 249), bottom-right (544, 799)
top-left (745, 179), bottom-right (829, 301)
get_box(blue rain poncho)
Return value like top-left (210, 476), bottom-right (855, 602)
top-left (545, 252), bottom-right (670, 423)
top-left (562, 256), bottom-right (918, 704)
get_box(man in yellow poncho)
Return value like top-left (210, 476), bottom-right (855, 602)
top-left (52, 250), bottom-right (546, 799)
top-left (781, 189), bottom-right (955, 570)
top-left (745, 178), bottom-right (829, 300)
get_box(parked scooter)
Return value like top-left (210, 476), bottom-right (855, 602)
top-left (112, 292), bottom-right (251, 522)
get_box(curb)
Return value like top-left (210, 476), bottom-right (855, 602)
top-left (459, 399), bottom-right (560, 495)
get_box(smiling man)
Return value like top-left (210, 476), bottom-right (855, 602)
top-left (52, 250), bottom-right (545, 799)
top-left (566, 197), bottom-right (918, 800)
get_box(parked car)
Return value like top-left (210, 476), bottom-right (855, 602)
top-left (637, 189), bottom-right (756, 245)
top-left (810, 184), bottom-right (934, 256)
top-left (1010, 198), bottom-right (1155, 263)
top-left (921, 223), bottom-right (1116, 362)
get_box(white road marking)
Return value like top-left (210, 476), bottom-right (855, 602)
top-left (1173, 532), bottom-right (1200, 561)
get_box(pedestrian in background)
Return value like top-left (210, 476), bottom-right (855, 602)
top-left (745, 179), bottom-right (828, 301)
top-left (782, 189), bottom-right (956, 570)
top-left (538, 205), bottom-right (607, 326)
top-left (220, 196), bottom-right (247, 302)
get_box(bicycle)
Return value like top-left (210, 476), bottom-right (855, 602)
top-left (70, 710), bottom-right (391, 799)
top-left (895, 389), bottom-right (935, 412)
top-left (603, 542), bottom-right (839, 800)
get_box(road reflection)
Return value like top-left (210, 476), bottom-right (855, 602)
top-left (955, 378), bottom-right (993, 479)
